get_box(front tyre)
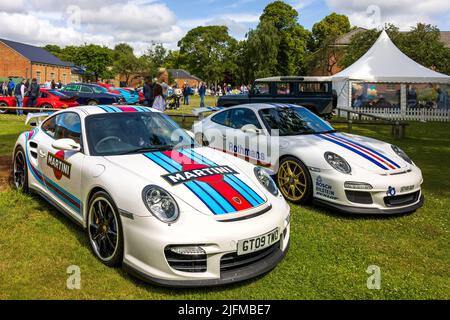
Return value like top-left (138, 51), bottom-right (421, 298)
top-left (13, 146), bottom-right (28, 192)
top-left (276, 156), bottom-right (312, 204)
top-left (87, 191), bottom-right (123, 267)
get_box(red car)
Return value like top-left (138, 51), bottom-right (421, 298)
top-left (0, 89), bottom-right (79, 113)
top-left (96, 82), bottom-right (121, 95)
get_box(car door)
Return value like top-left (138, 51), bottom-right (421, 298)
top-left (38, 112), bottom-right (85, 221)
top-left (225, 108), bottom-right (272, 167)
top-left (204, 109), bottom-right (230, 151)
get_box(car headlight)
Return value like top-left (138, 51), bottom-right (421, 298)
top-left (324, 152), bottom-right (351, 174)
top-left (391, 145), bottom-right (412, 165)
top-left (142, 186), bottom-right (179, 223)
top-left (254, 167), bottom-right (279, 196)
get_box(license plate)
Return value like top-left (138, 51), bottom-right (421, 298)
top-left (237, 228), bottom-right (279, 256)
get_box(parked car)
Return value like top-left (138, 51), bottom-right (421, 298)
top-left (193, 103), bottom-right (424, 214)
top-left (0, 88), bottom-right (79, 113)
top-left (110, 87), bottom-right (139, 105)
top-left (59, 83), bottom-right (124, 106)
top-left (217, 76), bottom-right (337, 116)
top-left (12, 105), bottom-right (290, 286)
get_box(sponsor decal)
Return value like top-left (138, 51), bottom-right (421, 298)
top-left (228, 143), bottom-right (266, 161)
top-left (144, 149), bottom-right (265, 215)
top-left (387, 186), bottom-right (397, 197)
top-left (400, 185), bottom-right (414, 193)
top-left (47, 151), bottom-right (71, 180)
top-left (316, 176), bottom-right (338, 200)
top-left (162, 165), bottom-right (238, 186)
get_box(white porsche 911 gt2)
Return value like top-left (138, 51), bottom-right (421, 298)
top-left (193, 103), bottom-right (424, 214)
top-left (12, 105), bottom-right (290, 287)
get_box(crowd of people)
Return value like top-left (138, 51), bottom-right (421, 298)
top-left (0, 78), bottom-right (41, 115)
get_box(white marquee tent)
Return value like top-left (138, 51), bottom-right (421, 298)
top-left (332, 30), bottom-right (450, 110)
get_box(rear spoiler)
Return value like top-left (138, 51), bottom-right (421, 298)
top-left (192, 107), bottom-right (223, 117)
top-left (25, 112), bottom-right (53, 126)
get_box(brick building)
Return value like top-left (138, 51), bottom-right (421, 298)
top-left (168, 69), bottom-right (202, 88)
top-left (0, 38), bottom-right (71, 84)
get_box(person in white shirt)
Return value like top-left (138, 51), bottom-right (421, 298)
top-left (152, 84), bottom-right (166, 112)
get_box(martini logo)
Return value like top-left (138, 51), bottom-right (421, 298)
top-left (162, 165), bottom-right (238, 186)
top-left (47, 151), bottom-right (71, 180)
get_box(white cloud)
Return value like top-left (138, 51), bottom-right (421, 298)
top-left (326, 0), bottom-right (450, 30)
top-left (0, 1), bottom-right (181, 55)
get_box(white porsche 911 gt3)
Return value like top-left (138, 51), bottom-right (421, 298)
top-left (193, 103), bottom-right (424, 214)
top-left (12, 105), bottom-right (290, 287)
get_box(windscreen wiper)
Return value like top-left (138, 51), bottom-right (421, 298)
top-left (117, 145), bottom-right (175, 155)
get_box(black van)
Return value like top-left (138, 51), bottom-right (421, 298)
top-left (217, 76), bottom-right (337, 116)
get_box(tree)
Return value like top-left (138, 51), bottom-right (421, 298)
top-left (72, 44), bottom-right (114, 81)
top-left (307, 13), bottom-right (351, 75)
top-left (178, 26), bottom-right (237, 84)
top-left (244, 20), bottom-right (281, 80)
top-left (112, 43), bottom-right (139, 85)
top-left (310, 13), bottom-right (351, 50)
top-left (255, 1), bottom-right (310, 76)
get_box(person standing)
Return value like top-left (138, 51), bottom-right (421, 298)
top-left (198, 82), bottom-right (206, 108)
top-left (183, 82), bottom-right (191, 106)
top-left (152, 84), bottom-right (166, 112)
top-left (14, 80), bottom-right (25, 115)
top-left (7, 78), bottom-right (15, 96)
top-left (28, 78), bottom-right (40, 108)
top-left (51, 80), bottom-right (56, 89)
top-left (143, 77), bottom-right (154, 107)
top-left (57, 80), bottom-right (63, 89)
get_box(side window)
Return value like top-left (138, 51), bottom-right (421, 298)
top-left (229, 108), bottom-right (262, 129)
top-left (211, 110), bottom-right (230, 126)
top-left (40, 92), bottom-right (48, 98)
top-left (299, 82), bottom-right (329, 93)
top-left (80, 85), bottom-right (93, 93)
top-left (41, 116), bottom-right (57, 138)
top-left (64, 85), bottom-right (79, 92)
top-left (252, 83), bottom-right (270, 95)
top-left (55, 113), bottom-right (82, 144)
top-left (276, 83), bottom-right (293, 95)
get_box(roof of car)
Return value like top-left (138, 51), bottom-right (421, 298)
top-left (65, 105), bottom-right (161, 116)
top-left (224, 103), bottom-right (305, 111)
top-left (255, 76), bottom-right (333, 82)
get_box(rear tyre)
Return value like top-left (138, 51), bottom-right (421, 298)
top-left (13, 146), bottom-right (29, 192)
top-left (87, 191), bottom-right (123, 267)
top-left (276, 156), bottom-right (312, 204)
top-left (0, 102), bottom-right (8, 114)
top-left (40, 103), bottom-right (53, 109)
top-left (87, 100), bottom-right (98, 106)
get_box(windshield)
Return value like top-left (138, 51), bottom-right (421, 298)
top-left (259, 106), bottom-right (335, 136)
top-left (85, 113), bottom-right (197, 156)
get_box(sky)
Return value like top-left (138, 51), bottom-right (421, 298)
top-left (0, 0), bottom-right (449, 55)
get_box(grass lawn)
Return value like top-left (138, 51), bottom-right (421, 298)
top-left (0, 112), bottom-right (448, 300)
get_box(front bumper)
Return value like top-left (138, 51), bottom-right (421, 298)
top-left (120, 199), bottom-right (290, 287)
top-left (124, 240), bottom-right (289, 287)
top-left (310, 166), bottom-right (424, 215)
top-left (314, 194), bottom-right (424, 215)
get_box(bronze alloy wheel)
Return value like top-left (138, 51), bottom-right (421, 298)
top-left (277, 157), bottom-right (312, 204)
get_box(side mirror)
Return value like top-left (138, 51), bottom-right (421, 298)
top-left (52, 139), bottom-right (81, 152)
top-left (241, 124), bottom-right (261, 135)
